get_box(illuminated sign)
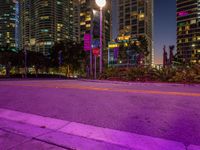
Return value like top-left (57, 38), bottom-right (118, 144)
top-left (118, 35), bottom-right (131, 41)
top-left (108, 43), bottom-right (119, 48)
top-left (92, 39), bottom-right (100, 48)
top-left (84, 34), bottom-right (91, 51)
top-left (178, 11), bottom-right (189, 17)
top-left (93, 48), bottom-right (100, 56)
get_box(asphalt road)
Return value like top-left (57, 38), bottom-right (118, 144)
top-left (0, 80), bottom-right (200, 146)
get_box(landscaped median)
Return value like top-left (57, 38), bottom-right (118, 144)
top-left (100, 64), bottom-right (200, 84)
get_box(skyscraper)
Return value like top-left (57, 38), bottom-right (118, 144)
top-left (19, 0), bottom-right (77, 55)
top-left (0, 0), bottom-right (19, 51)
top-left (177, 0), bottom-right (200, 63)
top-left (78, 0), bottom-right (112, 48)
top-left (118, 0), bottom-right (154, 64)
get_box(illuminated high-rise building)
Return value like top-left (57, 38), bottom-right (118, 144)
top-left (19, 0), bottom-right (77, 55)
top-left (118, 0), bottom-right (154, 64)
top-left (78, 0), bottom-right (112, 48)
top-left (0, 0), bottom-right (19, 51)
top-left (177, 0), bottom-right (200, 63)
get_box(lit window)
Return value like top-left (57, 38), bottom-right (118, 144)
top-left (86, 16), bottom-right (91, 21)
top-left (190, 20), bottom-right (196, 24)
top-left (185, 26), bottom-right (190, 30)
top-left (192, 37), bottom-right (196, 41)
top-left (40, 16), bottom-right (49, 20)
top-left (86, 24), bottom-right (91, 28)
top-left (45, 41), bottom-right (52, 45)
top-left (41, 29), bottom-right (48, 32)
top-left (80, 13), bottom-right (85, 16)
top-left (80, 22), bottom-right (86, 25)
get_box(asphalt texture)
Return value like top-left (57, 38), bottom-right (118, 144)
top-left (0, 80), bottom-right (200, 146)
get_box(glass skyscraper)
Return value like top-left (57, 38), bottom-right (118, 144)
top-left (0, 0), bottom-right (19, 51)
top-left (78, 0), bottom-right (112, 48)
top-left (177, 0), bottom-right (200, 63)
top-left (118, 0), bottom-right (154, 64)
top-left (19, 0), bottom-right (77, 55)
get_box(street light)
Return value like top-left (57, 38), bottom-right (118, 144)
top-left (95, 0), bottom-right (106, 74)
top-left (24, 44), bottom-right (28, 78)
top-left (95, 0), bottom-right (106, 8)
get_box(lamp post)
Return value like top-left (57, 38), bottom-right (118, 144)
top-left (95, 0), bottom-right (106, 74)
top-left (24, 44), bottom-right (28, 78)
top-left (58, 50), bottom-right (62, 78)
top-left (192, 44), bottom-right (196, 63)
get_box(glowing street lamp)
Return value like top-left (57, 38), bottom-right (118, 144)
top-left (95, 0), bottom-right (106, 8)
top-left (95, 0), bottom-right (106, 74)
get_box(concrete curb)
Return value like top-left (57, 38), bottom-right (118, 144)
top-left (0, 108), bottom-right (199, 150)
top-left (188, 145), bottom-right (200, 150)
top-left (78, 79), bottom-right (200, 87)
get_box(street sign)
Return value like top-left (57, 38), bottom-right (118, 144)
top-left (93, 48), bottom-right (100, 56)
top-left (84, 34), bottom-right (91, 51)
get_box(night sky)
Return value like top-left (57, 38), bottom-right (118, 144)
top-left (112, 0), bottom-right (176, 64)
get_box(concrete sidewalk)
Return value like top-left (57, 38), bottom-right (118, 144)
top-left (0, 108), bottom-right (200, 150)
top-left (0, 118), bottom-right (130, 150)
top-left (0, 129), bottom-right (68, 150)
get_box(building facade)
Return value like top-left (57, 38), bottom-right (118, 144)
top-left (177, 0), bottom-right (200, 63)
top-left (118, 0), bottom-right (154, 64)
top-left (78, 0), bottom-right (112, 48)
top-left (0, 0), bottom-right (19, 51)
top-left (19, 0), bottom-right (77, 55)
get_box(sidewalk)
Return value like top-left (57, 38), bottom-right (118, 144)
top-left (0, 108), bottom-right (200, 150)
top-left (0, 129), bottom-right (67, 150)
top-left (0, 118), bottom-right (130, 150)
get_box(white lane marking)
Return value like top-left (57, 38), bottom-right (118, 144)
top-left (0, 108), bottom-right (190, 150)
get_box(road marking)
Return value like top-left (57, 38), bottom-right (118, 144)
top-left (0, 108), bottom-right (187, 150)
top-left (1, 83), bottom-right (200, 97)
top-left (0, 84), bottom-right (200, 97)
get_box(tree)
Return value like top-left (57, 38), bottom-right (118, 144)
top-left (49, 41), bottom-right (65, 68)
top-left (26, 51), bottom-right (47, 77)
top-left (124, 36), bottom-right (149, 65)
top-left (49, 39), bottom-right (86, 76)
top-left (118, 41), bottom-right (127, 64)
top-left (135, 36), bottom-right (149, 65)
top-left (0, 46), bottom-right (18, 77)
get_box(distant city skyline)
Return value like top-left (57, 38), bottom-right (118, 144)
top-left (0, 0), bottom-right (177, 65)
top-left (112, 0), bottom-right (176, 64)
